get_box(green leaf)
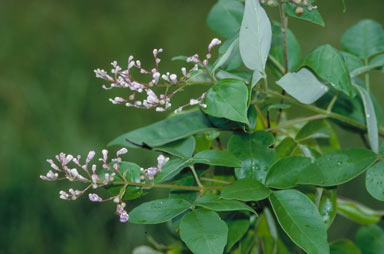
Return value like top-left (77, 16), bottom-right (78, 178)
top-left (109, 110), bottom-right (214, 148)
top-left (330, 240), bottom-right (361, 254)
top-left (180, 209), bottom-right (228, 254)
top-left (276, 68), bottom-right (329, 104)
top-left (220, 178), bottom-right (271, 202)
top-left (356, 225), bottom-right (384, 254)
top-left (265, 156), bottom-right (311, 189)
top-left (228, 132), bottom-right (277, 183)
top-left (304, 44), bottom-right (354, 97)
top-left (194, 195), bottom-right (256, 214)
top-left (239, 0), bottom-right (271, 74)
top-left (270, 190), bottom-right (329, 254)
top-left (283, 2), bottom-right (325, 26)
top-left (193, 150), bottom-right (242, 168)
top-left (370, 54), bottom-right (384, 72)
top-left (154, 136), bottom-right (195, 158)
top-left (350, 64), bottom-right (383, 77)
top-left (226, 219), bottom-right (250, 251)
top-left (296, 119), bottom-right (332, 141)
top-left (169, 174), bottom-right (198, 203)
top-left (203, 79), bottom-right (249, 124)
top-left (366, 161), bottom-right (384, 201)
top-left (353, 84), bottom-right (379, 153)
top-left (207, 0), bottom-right (244, 38)
top-left (319, 189), bottom-right (337, 229)
top-left (194, 131), bottom-right (220, 152)
top-left (337, 198), bottom-right (384, 225)
top-left (214, 37), bottom-right (242, 72)
top-left (155, 158), bottom-right (191, 183)
top-left (275, 137), bottom-right (297, 158)
top-left (340, 51), bottom-right (364, 72)
top-left (298, 148), bottom-right (377, 186)
top-left (129, 198), bottom-right (191, 224)
top-left (270, 22), bottom-right (301, 73)
top-left (341, 19), bottom-right (384, 59)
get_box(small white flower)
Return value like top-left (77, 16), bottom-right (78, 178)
top-left (86, 151), bottom-right (96, 163)
top-left (116, 148), bottom-right (128, 157)
top-left (89, 193), bottom-right (102, 202)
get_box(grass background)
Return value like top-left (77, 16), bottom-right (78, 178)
top-left (1, 0), bottom-right (384, 253)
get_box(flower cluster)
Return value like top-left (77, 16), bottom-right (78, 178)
top-left (41, 148), bottom-right (168, 223)
top-left (261, 0), bottom-right (317, 14)
top-left (94, 38), bottom-right (222, 113)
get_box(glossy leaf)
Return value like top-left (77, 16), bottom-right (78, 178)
top-left (366, 161), bottom-right (384, 201)
top-left (129, 198), bottom-right (191, 224)
top-left (109, 110), bottom-right (214, 148)
top-left (207, 0), bottom-right (244, 38)
top-left (228, 132), bottom-right (277, 183)
top-left (337, 198), bottom-right (384, 225)
top-left (221, 178), bottom-right (271, 202)
top-left (275, 137), bottom-right (297, 158)
top-left (341, 51), bottom-right (364, 72)
top-left (155, 158), bottom-right (191, 183)
top-left (193, 150), bottom-right (242, 168)
top-left (356, 225), bottom-right (384, 254)
top-left (203, 79), bottom-right (249, 124)
top-left (304, 44), bottom-right (354, 97)
top-left (270, 190), bottom-right (329, 254)
top-left (154, 136), bottom-right (195, 158)
top-left (180, 209), bottom-right (228, 254)
top-left (283, 2), bottom-right (325, 26)
top-left (270, 22), bottom-right (301, 73)
top-left (319, 189), bottom-right (337, 229)
top-left (330, 240), bottom-right (361, 254)
top-left (277, 68), bottom-right (329, 104)
top-left (298, 148), bottom-right (377, 186)
top-left (341, 19), bottom-right (384, 59)
top-left (354, 84), bottom-right (379, 153)
top-left (194, 195), bottom-right (256, 214)
top-left (226, 219), bottom-right (250, 251)
top-left (265, 156), bottom-right (311, 189)
top-left (239, 0), bottom-right (271, 75)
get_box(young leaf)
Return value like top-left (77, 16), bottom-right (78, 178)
top-left (330, 240), bottom-right (361, 254)
top-left (353, 84), bottom-right (379, 153)
top-left (207, 0), bottom-right (244, 38)
top-left (269, 190), bottom-right (329, 254)
top-left (228, 132), bottom-right (277, 183)
top-left (226, 219), bottom-right (250, 251)
top-left (129, 198), bottom-right (191, 224)
top-left (109, 110), bottom-right (214, 148)
top-left (154, 136), bottom-right (196, 158)
top-left (276, 68), bottom-right (329, 104)
top-left (356, 225), bottom-right (384, 254)
top-left (337, 198), bottom-right (384, 225)
top-left (341, 19), bottom-right (384, 59)
top-left (239, 0), bottom-right (272, 75)
top-left (194, 195), bottom-right (256, 214)
top-left (220, 178), bottom-right (271, 202)
top-left (303, 44), bottom-right (354, 97)
top-left (180, 209), bottom-right (228, 254)
top-left (203, 79), bottom-right (249, 124)
top-left (298, 148), bottom-right (377, 186)
top-left (366, 161), bottom-right (384, 201)
top-left (265, 156), bottom-right (311, 189)
top-left (193, 150), bottom-right (242, 168)
top-left (270, 22), bottom-right (301, 73)
top-left (283, 2), bottom-right (325, 26)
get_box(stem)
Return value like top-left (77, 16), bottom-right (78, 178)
top-left (254, 104), bottom-right (268, 128)
top-left (364, 58), bottom-right (370, 93)
top-left (276, 0), bottom-right (289, 124)
top-left (268, 55), bottom-right (286, 74)
top-left (266, 114), bottom-right (326, 131)
top-left (201, 177), bottom-right (232, 184)
top-left (190, 165), bottom-right (203, 188)
top-left (326, 92), bottom-right (340, 113)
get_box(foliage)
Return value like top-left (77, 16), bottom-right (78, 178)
top-left (40, 0), bottom-right (384, 253)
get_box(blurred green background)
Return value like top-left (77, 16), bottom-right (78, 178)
top-left (1, 0), bottom-right (384, 253)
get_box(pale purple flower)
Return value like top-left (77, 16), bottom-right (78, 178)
top-left (89, 193), bottom-right (102, 202)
